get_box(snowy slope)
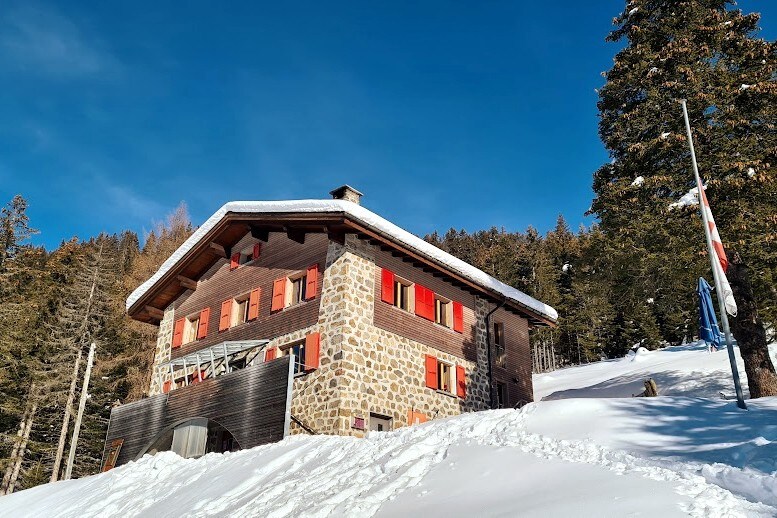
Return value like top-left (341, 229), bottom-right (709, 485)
top-left (1, 342), bottom-right (775, 517)
top-left (534, 342), bottom-right (770, 401)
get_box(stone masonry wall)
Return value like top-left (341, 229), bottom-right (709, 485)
top-left (148, 305), bottom-right (174, 395)
top-left (287, 235), bottom-right (494, 437)
top-left (145, 232), bottom-right (531, 433)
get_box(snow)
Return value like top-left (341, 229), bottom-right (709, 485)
top-left (747, 167), bottom-right (756, 178)
top-left (628, 7), bottom-right (639, 16)
top-left (660, 131), bottom-right (671, 139)
top-left (668, 186), bottom-right (700, 210)
top-left (126, 199), bottom-right (557, 322)
top-left (739, 84), bottom-right (752, 91)
top-left (1, 343), bottom-right (774, 517)
top-left (631, 176), bottom-right (645, 187)
top-left (561, 263), bottom-right (571, 272)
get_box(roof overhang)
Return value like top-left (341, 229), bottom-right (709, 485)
top-left (127, 200), bottom-right (558, 327)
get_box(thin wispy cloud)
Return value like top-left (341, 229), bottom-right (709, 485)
top-left (0, 3), bottom-right (118, 79)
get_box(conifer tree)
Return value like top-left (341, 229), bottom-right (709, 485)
top-left (592, 1), bottom-right (776, 383)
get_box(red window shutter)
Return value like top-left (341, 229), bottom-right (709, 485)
top-left (305, 264), bottom-right (318, 301)
top-left (425, 355), bottom-right (438, 389)
top-left (162, 380), bottom-right (172, 394)
top-left (197, 308), bottom-right (210, 339)
top-left (381, 269), bottom-right (395, 304)
top-left (252, 243), bottom-right (262, 261)
top-left (453, 302), bottom-right (464, 333)
top-left (271, 278), bottom-right (286, 311)
top-left (415, 285), bottom-right (433, 321)
top-left (172, 318), bottom-right (185, 348)
top-left (415, 285), bottom-right (426, 319)
top-left (265, 347), bottom-right (276, 361)
top-left (219, 299), bottom-right (232, 331)
top-left (456, 365), bottom-right (466, 398)
top-left (305, 332), bottom-right (321, 371)
top-left (230, 252), bottom-right (240, 270)
top-left (248, 288), bottom-right (261, 320)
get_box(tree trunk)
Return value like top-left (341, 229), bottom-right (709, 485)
top-left (727, 251), bottom-right (777, 398)
top-left (51, 348), bottom-right (83, 482)
top-left (1, 390), bottom-right (37, 495)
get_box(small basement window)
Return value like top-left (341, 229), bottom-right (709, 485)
top-left (434, 295), bottom-right (452, 328)
top-left (231, 293), bottom-right (251, 327)
top-left (493, 322), bottom-right (506, 368)
top-left (282, 341), bottom-right (307, 375)
top-left (393, 276), bottom-right (413, 312)
top-left (183, 315), bottom-right (200, 345)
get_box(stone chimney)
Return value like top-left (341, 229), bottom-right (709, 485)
top-left (329, 185), bottom-right (363, 205)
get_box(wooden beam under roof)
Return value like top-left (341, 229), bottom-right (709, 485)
top-left (177, 275), bottom-right (197, 291)
top-left (209, 242), bottom-right (228, 258)
top-left (249, 225), bottom-right (270, 242)
top-left (286, 229), bottom-right (306, 244)
top-left (144, 305), bottom-right (165, 320)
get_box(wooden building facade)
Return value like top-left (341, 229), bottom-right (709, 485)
top-left (102, 186), bottom-right (557, 469)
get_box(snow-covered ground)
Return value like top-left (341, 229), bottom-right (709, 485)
top-left (1, 342), bottom-right (775, 517)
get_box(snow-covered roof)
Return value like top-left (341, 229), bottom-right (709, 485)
top-left (126, 199), bottom-right (558, 323)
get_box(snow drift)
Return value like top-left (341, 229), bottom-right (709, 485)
top-left (1, 342), bottom-right (775, 517)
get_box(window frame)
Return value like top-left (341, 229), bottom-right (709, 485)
top-left (493, 322), bottom-right (506, 368)
top-left (436, 359), bottom-right (455, 395)
top-left (392, 275), bottom-right (414, 312)
top-left (281, 340), bottom-right (307, 375)
top-left (182, 314), bottom-right (200, 345)
top-left (434, 295), bottom-right (453, 329)
top-left (286, 272), bottom-right (307, 308)
top-left (231, 293), bottom-right (251, 328)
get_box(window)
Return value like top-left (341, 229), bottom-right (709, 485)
top-left (381, 269), bottom-right (413, 312)
top-left (241, 243), bottom-right (262, 265)
top-left (230, 243), bottom-right (261, 270)
top-left (496, 382), bottom-right (508, 409)
top-left (370, 413), bottom-right (393, 432)
top-left (437, 360), bottom-right (453, 393)
top-left (288, 272), bottom-right (307, 307)
top-left (434, 296), bottom-right (452, 328)
top-left (273, 265), bottom-right (317, 311)
top-left (424, 355), bottom-right (465, 398)
top-left (394, 278), bottom-right (412, 311)
top-left (493, 322), bottom-right (506, 368)
top-left (183, 315), bottom-right (200, 345)
top-left (283, 341), bottom-right (306, 375)
top-left (231, 293), bottom-right (251, 327)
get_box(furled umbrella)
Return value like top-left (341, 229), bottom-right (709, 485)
top-left (697, 277), bottom-right (722, 350)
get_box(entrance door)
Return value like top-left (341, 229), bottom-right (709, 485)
top-left (171, 418), bottom-right (208, 458)
top-left (369, 414), bottom-right (393, 432)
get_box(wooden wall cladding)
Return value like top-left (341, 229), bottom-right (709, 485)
top-left (102, 356), bottom-right (293, 468)
top-left (491, 307), bottom-right (533, 405)
top-left (172, 232), bottom-right (329, 359)
top-left (373, 248), bottom-right (478, 361)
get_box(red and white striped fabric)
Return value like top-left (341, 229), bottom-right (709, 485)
top-left (696, 181), bottom-right (737, 316)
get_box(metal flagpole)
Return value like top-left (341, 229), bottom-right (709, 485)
top-left (681, 99), bottom-right (746, 410)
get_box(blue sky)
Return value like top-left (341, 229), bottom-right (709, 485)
top-left (2, 1), bottom-right (775, 250)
